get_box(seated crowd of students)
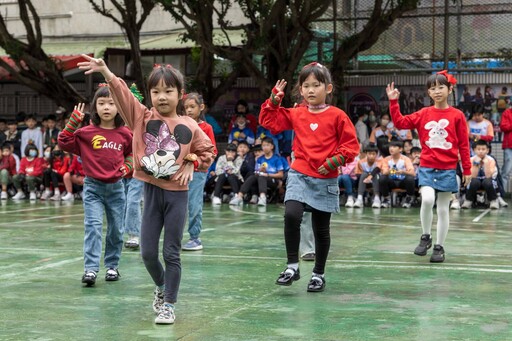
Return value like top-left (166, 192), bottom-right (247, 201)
top-left (340, 138), bottom-right (508, 210)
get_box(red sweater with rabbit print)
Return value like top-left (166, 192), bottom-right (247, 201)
top-left (389, 99), bottom-right (471, 175)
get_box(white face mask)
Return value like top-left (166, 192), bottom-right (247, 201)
top-left (44, 151), bottom-right (51, 158)
top-left (381, 119), bottom-right (390, 126)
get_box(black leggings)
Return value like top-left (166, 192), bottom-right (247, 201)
top-left (284, 200), bottom-right (331, 275)
top-left (43, 169), bottom-right (63, 189)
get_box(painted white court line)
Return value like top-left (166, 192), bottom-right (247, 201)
top-left (472, 209), bottom-right (491, 222)
top-left (0, 256), bottom-right (82, 280)
top-left (183, 253), bottom-right (512, 273)
top-left (0, 206), bottom-right (61, 214)
top-left (0, 214), bottom-right (83, 226)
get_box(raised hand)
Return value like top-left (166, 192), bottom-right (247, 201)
top-left (78, 54), bottom-right (114, 81)
top-left (386, 82), bottom-right (400, 100)
top-left (271, 79), bottom-right (287, 104)
top-left (73, 103), bottom-right (86, 121)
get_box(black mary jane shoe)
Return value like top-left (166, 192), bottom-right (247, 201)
top-left (275, 268), bottom-right (300, 286)
top-left (307, 275), bottom-right (325, 292)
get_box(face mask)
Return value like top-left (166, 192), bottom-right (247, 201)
top-left (53, 151), bottom-right (62, 157)
top-left (29, 150), bottom-right (38, 157)
top-left (44, 151), bottom-right (51, 158)
top-left (381, 119), bottom-right (390, 126)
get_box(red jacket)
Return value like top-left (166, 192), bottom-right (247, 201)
top-left (500, 108), bottom-right (512, 149)
top-left (0, 154), bottom-right (17, 176)
top-left (68, 155), bottom-right (85, 176)
top-left (18, 157), bottom-right (46, 177)
top-left (51, 156), bottom-right (71, 176)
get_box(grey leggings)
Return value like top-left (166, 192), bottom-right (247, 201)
top-left (140, 183), bottom-right (188, 303)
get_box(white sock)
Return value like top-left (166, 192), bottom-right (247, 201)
top-left (312, 272), bottom-right (324, 278)
top-left (55, 188), bottom-right (60, 195)
top-left (287, 263), bottom-right (299, 271)
top-left (420, 186), bottom-right (435, 235)
top-left (436, 192), bottom-right (451, 246)
top-left (357, 194), bottom-right (363, 201)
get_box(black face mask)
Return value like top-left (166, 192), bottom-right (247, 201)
top-left (53, 151), bottom-right (63, 157)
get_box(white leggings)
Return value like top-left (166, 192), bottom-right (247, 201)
top-left (420, 186), bottom-right (452, 246)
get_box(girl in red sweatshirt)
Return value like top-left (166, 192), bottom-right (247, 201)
top-left (260, 62), bottom-right (359, 293)
top-left (387, 71), bottom-right (471, 263)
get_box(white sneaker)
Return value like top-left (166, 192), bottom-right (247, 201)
top-left (249, 194), bottom-right (258, 204)
top-left (461, 200), bottom-right (473, 209)
top-left (155, 303), bottom-right (175, 324)
top-left (353, 198), bottom-right (364, 208)
top-left (212, 196), bottom-right (222, 205)
top-left (257, 196), bottom-right (267, 206)
top-left (40, 190), bottom-right (51, 200)
top-left (152, 287), bottom-right (164, 313)
top-left (29, 192), bottom-right (36, 200)
top-left (450, 199), bottom-right (460, 210)
top-left (498, 196), bottom-right (508, 207)
top-left (489, 199), bottom-right (499, 209)
top-left (345, 196), bottom-right (355, 208)
top-left (50, 193), bottom-right (61, 201)
top-left (61, 192), bottom-right (74, 201)
top-left (372, 196), bottom-right (381, 208)
top-left (12, 191), bottom-right (25, 200)
top-left (229, 196), bottom-right (243, 206)
top-left (0, 191), bottom-right (7, 200)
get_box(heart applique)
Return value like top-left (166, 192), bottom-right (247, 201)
top-left (310, 123), bottom-right (318, 131)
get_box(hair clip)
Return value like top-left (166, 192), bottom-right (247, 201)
top-left (153, 63), bottom-right (173, 69)
top-left (436, 70), bottom-right (457, 85)
top-left (98, 83), bottom-right (108, 87)
top-left (303, 62), bottom-right (323, 69)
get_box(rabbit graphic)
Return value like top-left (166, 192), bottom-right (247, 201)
top-left (425, 119), bottom-right (452, 150)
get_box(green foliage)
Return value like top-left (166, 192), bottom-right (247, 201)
top-left (129, 83), bottom-right (144, 103)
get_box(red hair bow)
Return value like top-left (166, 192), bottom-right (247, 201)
top-left (436, 70), bottom-right (457, 85)
top-left (98, 83), bottom-right (108, 87)
top-left (153, 63), bottom-right (173, 69)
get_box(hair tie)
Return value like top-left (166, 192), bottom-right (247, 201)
top-left (436, 70), bottom-right (457, 85)
top-left (153, 63), bottom-right (173, 69)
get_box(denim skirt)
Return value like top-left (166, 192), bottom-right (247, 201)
top-left (418, 167), bottom-right (458, 193)
top-left (284, 169), bottom-right (340, 213)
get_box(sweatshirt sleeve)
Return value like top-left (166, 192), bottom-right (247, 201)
top-left (456, 112), bottom-right (472, 175)
top-left (333, 114), bottom-right (360, 165)
top-left (389, 99), bottom-right (421, 130)
top-left (108, 77), bottom-right (148, 130)
top-left (259, 99), bottom-right (294, 135)
top-left (190, 127), bottom-right (215, 172)
top-left (500, 109), bottom-right (512, 133)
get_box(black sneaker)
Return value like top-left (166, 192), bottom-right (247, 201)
top-left (307, 275), bottom-right (326, 292)
top-left (82, 271), bottom-right (97, 286)
top-left (275, 267), bottom-right (300, 286)
top-left (105, 268), bottom-right (120, 281)
top-left (430, 244), bottom-right (445, 263)
top-left (414, 234), bottom-right (432, 256)
top-left (402, 195), bottom-right (414, 208)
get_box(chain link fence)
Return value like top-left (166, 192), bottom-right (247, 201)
top-left (313, 0), bottom-right (512, 72)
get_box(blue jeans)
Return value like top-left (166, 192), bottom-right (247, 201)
top-left (501, 148), bottom-right (512, 192)
top-left (83, 177), bottom-right (125, 272)
top-left (338, 174), bottom-right (354, 196)
top-left (123, 178), bottom-right (143, 237)
top-left (187, 171), bottom-right (207, 240)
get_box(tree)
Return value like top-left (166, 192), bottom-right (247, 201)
top-left (330, 0), bottom-right (421, 100)
top-left (158, 0), bottom-right (419, 105)
top-left (0, 0), bottom-right (85, 110)
top-left (158, 0), bottom-right (330, 105)
top-left (88, 0), bottom-right (157, 103)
